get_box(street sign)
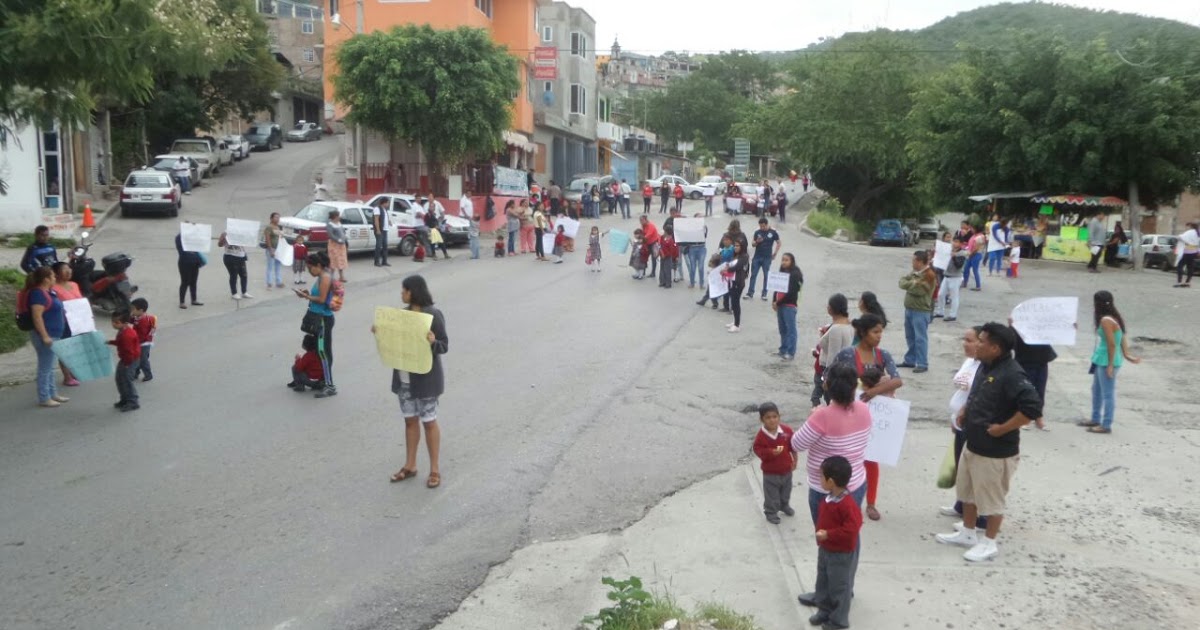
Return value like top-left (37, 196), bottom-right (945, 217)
top-left (533, 65), bottom-right (557, 80)
top-left (733, 138), bottom-right (750, 166)
top-left (533, 46), bottom-right (557, 80)
top-left (535, 46), bottom-right (557, 60)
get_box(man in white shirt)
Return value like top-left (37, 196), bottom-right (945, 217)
top-left (619, 179), bottom-right (632, 219)
top-left (459, 194), bottom-right (474, 221)
top-left (1175, 221), bottom-right (1199, 287)
top-left (372, 198), bottom-right (391, 266)
top-left (173, 157), bottom-right (192, 195)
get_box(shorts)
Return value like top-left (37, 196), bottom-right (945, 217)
top-left (955, 449), bottom-right (1019, 516)
top-left (397, 382), bottom-right (439, 423)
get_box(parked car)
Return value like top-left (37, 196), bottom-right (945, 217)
top-left (1135, 234), bottom-right (1177, 269)
top-left (870, 219), bottom-right (911, 247)
top-left (364, 193), bottom-right (470, 246)
top-left (918, 220), bottom-right (940, 241)
top-left (280, 201), bottom-right (413, 254)
top-left (169, 138), bottom-right (221, 176)
top-left (695, 175), bottom-right (728, 196)
top-left (150, 154), bottom-right (203, 187)
top-left (647, 174), bottom-right (706, 199)
top-left (223, 134), bottom-right (251, 160)
top-left (730, 182), bottom-right (762, 213)
top-left (287, 121), bottom-right (322, 142)
top-left (200, 135), bottom-right (235, 167)
top-left (245, 123), bottom-right (283, 151)
top-left (120, 170), bottom-right (182, 217)
top-left (565, 174), bottom-right (616, 204)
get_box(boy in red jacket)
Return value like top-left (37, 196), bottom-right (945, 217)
top-left (287, 334), bottom-right (325, 392)
top-left (753, 402), bottom-right (796, 524)
top-left (108, 310), bottom-right (141, 411)
top-left (811, 455), bottom-right (863, 630)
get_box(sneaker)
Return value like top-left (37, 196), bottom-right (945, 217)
top-left (939, 505), bottom-right (961, 517)
top-left (114, 400), bottom-right (127, 408)
top-left (119, 403), bottom-right (140, 412)
top-left (963, 538), bottom-right (999, 562)
top-left (913, 367), bottom-right (928, 373)
top-left (314, 386), bottom-right (338, 399)
top-left (727, 325), bottom-right (740, 333)
top-left (933, 313), bottom-right (943, 318)
top-left (232, 294), bottom-right (241, 300)
top-left (241, 292), bottom-right (253, 299)
top-left (781, 505), bottom-right (795, 517)
top-left (744, 293), bottom-right (753, 299)
top-left (808, 612), bottom-right (830, 626)
top-left (766, 515), bottom-right (781, 524)
top-left (944, 317), bottom-right (957, 322)
top-left (897, 362), bottom-right (916, 368)
top-left (141, 376), bottom-right (153, 382)
top-left (936, 528), bottom-right (978, 548)
top-left (761, 294), bottom-right (768, 301)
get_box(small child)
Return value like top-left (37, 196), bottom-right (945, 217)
top-left (287, 334), bottom-right (325, 392)
top-left (292, 235), bottom-right (308, 284)
top-left (658, 228), bottom-right (679, 289)
top-left (551, 225), bottom-right (566, 264)
top-left (810, 455), bottom-right (863, 630)
top-left (719, 235), bottom-right (735, 262)
top-left (586, 226), bottom-right (606, 272)
top-left (1008, 246), bottom-right (1020, 278)
top-left (130, 298), bottom-right (156, 382)
top-left (494, 233), bottom-right (506, 258)
top-left (630, 229), bottom-right (647, 279)
top-left (107, 310), bottom-right (141, 411)
top-left (752, 402), bottom-right (796, 524)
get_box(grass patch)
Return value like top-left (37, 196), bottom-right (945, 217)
top-left (2, 233), bottom-right (76, 249)
top-left (0, 268), bottom-right (27, 354)
top-left (692, 603), bottom-right (760, 630)
top-left (581, 576), bottom-right (762, 630)
top-left (807, 210), bottom-right (857, 239)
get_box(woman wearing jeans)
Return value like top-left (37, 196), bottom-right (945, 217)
top-left (1078, 291), bottom-right (1140, 434)
top-left (723, 241), bottom-right (749, 333)
top-left (772, 253), bottom-right (803, 360)
top-left (294, 251), bottom-right (336, 399)
top-left (504, 200), bottom-right (519, 256)
top-left (262, 212), bottom-right (284, 289)
top-left (962, 227), bottom-right (985, 291)
top-left (24, 267), bottom-right (68, 407)
top-left (218, 231), bottom-right (252, 300)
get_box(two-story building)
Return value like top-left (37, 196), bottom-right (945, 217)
top-left (251, 0), bottom-right (326, 130)
top-left (531, 2), bottom-right (597, 187)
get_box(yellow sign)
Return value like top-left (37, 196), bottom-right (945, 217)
top-left (373, 307), bottom-right (434, 374)
top-left (1043, 236), bottom-right (1091, 263)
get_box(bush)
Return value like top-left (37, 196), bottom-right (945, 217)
top-left (3, 233), bottom-right (76, 249)
top-left (581, 576), bottom-right (762, 630)
top-left (0, 268), bottom-right (27, 355)
top-left (807, 210), bottom-right (857, 239)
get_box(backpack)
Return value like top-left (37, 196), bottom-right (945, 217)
top-left (329, 280), bottom-right (344, 312)
top-left (14, 288), bottom-right (48, 332)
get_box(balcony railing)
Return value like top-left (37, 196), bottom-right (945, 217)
top-left (258, 0), bottom-right (323, 20)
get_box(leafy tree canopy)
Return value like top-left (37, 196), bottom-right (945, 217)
top-left (334, 25), bottom-right (520, 167)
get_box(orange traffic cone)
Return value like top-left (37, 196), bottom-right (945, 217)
top-left (82, 201), bottom-right (95, 228)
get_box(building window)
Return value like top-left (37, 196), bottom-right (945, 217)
top-left (570, 84), bottom-right (587, 115)
top-left (571, 32), bottom-right (588, 58)
top-left (474, 0), bottom-right (492, 18)
top-left (303, 48), bottom-right (315, 63)
top-left (599, 98), bottom-right (609, 123)
top-left (329, 0), bottom-right (338, 17)
top-left (543, 81), bottom-right (553, 93)
top-left (542, 26), bottom-right (553, 42)
top-left (302, 20), bottom-right (314, 34)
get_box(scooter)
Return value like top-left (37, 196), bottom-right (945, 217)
top-left (68, 231), bottom-right (138, 313)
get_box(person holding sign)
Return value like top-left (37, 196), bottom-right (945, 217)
top-left (1078, 291), bottom-right (1140, 434)
top-left (218, 230), bottom-right (252, 300)
top-left (380, 275), bottom-right (449, 490)
top-left (745, 217), bottom-right (781, 301)
top-left (936, 323), bottom-right (1041, 562)
top-left (263, 213), bottom-right (284, 288)
top-left (175, 229), bottom-right (205, 309)
top-left (772, 253), bottom-right (803, 360)
top-left (51, 263), bottom-right (83, 386)
top-left (293, 252), bottom-right (337, 399)
top-left (935, 238), bottom-right (967, 322)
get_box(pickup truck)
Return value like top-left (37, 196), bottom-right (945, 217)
top-left (169, 138), bottom-right (221, 177)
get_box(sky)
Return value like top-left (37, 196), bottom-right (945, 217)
top-left (580, 0), bottom-right (1200, 56)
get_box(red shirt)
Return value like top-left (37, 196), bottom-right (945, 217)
top-left (659, 235), bottom-right (679, 259)
top-left (132, 314), bottom-right (156, 344)
top-left (642, 185), bottom-right (653, 198)
top-left (554, 233), bottom-right (565, 247)
top-left (293, 350), bottom-right (324, 380)
top-left (111, 325), bottom-right (141, 365)
top-left (641, 222), bottom-right (660, 245)
top-left (293, 243), bottom-right (308, 262)
top-left (816, 492), bottom-right (863, 553)
top-left (753, 425), bottom-right (795, 475)
top-left (673, 185), bottom-right (684, 199)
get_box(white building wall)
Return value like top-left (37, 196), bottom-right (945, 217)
top-left (0, 123), bottom-right (49, 234)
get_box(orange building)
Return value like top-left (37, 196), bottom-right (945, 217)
top-left (322, 0), bottom-right (540, 201)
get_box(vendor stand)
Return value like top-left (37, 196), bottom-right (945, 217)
top-left (1030, 195), bottom-right (1128, 264)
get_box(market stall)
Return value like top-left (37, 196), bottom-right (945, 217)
top-left (1030, 194), bottom-right (1127, 264)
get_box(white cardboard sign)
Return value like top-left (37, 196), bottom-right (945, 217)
top-left (933, 240), bottom-right (952, 270)
top-left (274, 235), bottom-right (294, 266)
top-left (707, 267), bottom-right (729, 299)
top-left (1011, 297), bottom-right (1078, 346)
top-left (179, 222), bottom-right (212, 253)
top-left (62, 298), bottom-right (96, 335)
top-left (555, 217), bottom-right (580, 239)
top-left (225, 218), bottom-right (262, 248)
top-left (864, 396), bottom-right (911, 467)
top-left (673, 218), bottom-right (705, 244)
top-left (766, 271), bottom-right (790, 293)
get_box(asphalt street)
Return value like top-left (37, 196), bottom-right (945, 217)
top-left (2, 152), bottom-right (1197, 630)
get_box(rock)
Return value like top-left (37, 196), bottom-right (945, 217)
top-left (833, 228), bottom-right (851, 242)
top-left (661, 620), bottom-right (679, 630)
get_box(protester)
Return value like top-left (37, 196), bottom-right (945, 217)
top-left (1078, 291), bottom-right (1140, 434)
top-left (659, 180), bottom-right (670, 213)
top-left (175, 229), bottom-right (204, 309)
top-left (22, 268), bottom-right (66, 407)
top-left (936, 323), bottom-right (1042, 561)
top-left (533, 203), bottom-right (549, 261)
top-left (372, 198), bottom-right (391, 267)
top-left (962, 226), bottom-right (985, 291)
top-left (680, 213), bottom-right (708, 289)
top-left (586, 226), bottom-right (605, 272)
top-left (218, 230), bottom-right (252, 300)
top-left (898, 250), bottom-right (936, 373)
top-left (641, 181), bottom-right (654, 214)
top-left (724, 240), bottom-right (750, 333)
top-left (935, 238), bottom-right (967, 322)
top-left (294, 251), bottom-right (336, 399)
top-left (50, 262), bottom-right (82, 386)
top-left (746, 217), bottom-right (781, 300)
top-left (261, 213), bottom-right (284, 289)
top-left (518, 199), bottom-right (535, 255)
top-left (812, 294), bottom-right (855, 408)
top-left (809, 455), bottom-right (863, 630)
top-left (287, 334), bottom-right (325, 392)
top-left (638, 215), bottom-right (661, 278)
top-left (547, 180), bottom-right (562, 216)
top-left (939, 326), bottom-right (988, 528)
top-left (130, 298), bottom-right (157, 382)
top-left (551, 225), bottom-right (566, 264)
top-left (858, 291), bottom-right (888, 329)
top-left (775, 187), bottom-right (788, 222)
top-left (20, 225), bottom-right (59, 273)
top-left (1104, 221), bottom-right (1128, 267)
top-left (1174, 221), bottom-right (1199, 288)
top-left (754, 402), bottom-right (796, 524)
top-left (1012, 325), bottom-right (1053, 431)
top-left (672, 182), bottom-right (685, 212)
top-left (383, 275), bottom-right (449, 490)
top-left (467, 207), bottom-right (481, 260)
top-left (108, 310), bottom-right (141, 412)
top-left (658, 227), bottom-right (679, 287)
top-left (292, 235), bottom-right (309, 283)
top-left (325, 209), bottom-right (349, 282)
top-left (773, 253), bottom-right (803, 360)
top-left (504, 200), bottom-right (520, 256)
top-left (1086, 214), bottom-right (1106, 272)
top-left (619, 179), bottom-right (632, 219)
top-left (987, 219), bottom-right (1010, 276)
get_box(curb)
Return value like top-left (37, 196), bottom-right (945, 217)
top-left (743, 463), bottom-right (810, 623)
top-left (90, 199), bottom-right (122, 234)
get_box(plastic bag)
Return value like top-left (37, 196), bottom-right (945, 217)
top-left (936, 439), bottom-right (958, 489)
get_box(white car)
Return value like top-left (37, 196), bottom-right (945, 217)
top-left (647, 174), bottom-right (706, 199)
top-left (223, 135), bottom-right (251, 160)
top-left (169, 138), bottom-right (221, 176)
top-left (363, 193), bottom-right (470, 245)
top-left (695, 175), bottom-right (728, 196)
top-left (280, 201), bottom-right (395, 254)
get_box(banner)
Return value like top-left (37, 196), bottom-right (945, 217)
top-left (542, 233), bottom-right (557, 256)
top-left (609, 229), bottom-right (630, 254)
top-left (933, 240), bottom-right (952, 270)
top-left (707, 268), bottom-right (729, 299)
top-left (373, 307), bottom-right (434, 374)
top-left (225, 218), bottom-right (261, 248)
top-left (50, 331), bottom-right (113, 382)
top-left (1011, 297), bottom-right (1078, 345)
top-left (766, 271), bottom-right (790, 293)
top-left (62, 298), bottom-right (95, 336)
top-left (555, 216), bottom-right (580, 239)
top-left (492, 165), bottom-right (529, 197)
top-left (274, 234), bottom-right (294, 266)
top-left (179, 222), bottom-right (212, 253)
top-left (864, 396), bottom-right (911, 467)
top-left (673, 218), bottom-right (705, 244)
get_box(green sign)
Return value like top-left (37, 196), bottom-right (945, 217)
top-left (1039, 204), bottom-right (1054, 215)
top-left (733, 138), bottom-right (750, 166)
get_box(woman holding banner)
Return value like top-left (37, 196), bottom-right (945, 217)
top-left (175, 229), bottom-right (204, 309)
top-left (218, 231), bottom-right (251, 300)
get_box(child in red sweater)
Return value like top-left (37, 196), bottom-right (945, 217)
top-left (810, 455), bottom-right (863, 630)
top-left (108, 310), bottom-right (141, 411)
top-left (752, 402), bottom-right (796, 524)
top-left (287, 334), bottom-right (325, 392)
top-left (130, 297), bottom-right (156, 382)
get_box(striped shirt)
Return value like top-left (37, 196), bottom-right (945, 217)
top-left (790, 401), bottom-right (873, 493)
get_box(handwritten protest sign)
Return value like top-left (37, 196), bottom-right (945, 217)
top-left (225, 218), bottom-right (261, 247)
top-left (673, 218), bottom-right (705, 244)
top-left (179, 222), bottom-right (212, 253)
top-left (766, 271), bottom-right (790, 294)
top-left (51, 331), bottom-right (113, 382)
top-left (864, 396), bottom-right (911, 467)
top-left (62, 298), bottom-right (95, 336)
top-left (555, 217), bottom-right (580, 239)
top-left (707, 267), bottom-right (729, 299)
top-left (373, 307), bottom-right (434, 374)
top-left (609, 229), bottom-right (630, 254)
top-left (1011, 297), bottom-right (1078, 345)
top-left (542, 233), bottom-right (557, 256)
top-left (274, 234), bottom-right (294, 266)
top-left (933, 240), bottom-right (952, 270)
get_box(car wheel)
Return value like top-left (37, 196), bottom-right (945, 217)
top-left (689, 191), bottom-right (702, 200)
top-left (169, 204), bottom-right (179, 218)
top-left (399, 235), bottom-right (417, 257)
top-left (120, 205), bottom-right (130, 218)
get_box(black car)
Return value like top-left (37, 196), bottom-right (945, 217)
top-left (245, 123), bottom-right (283, 151)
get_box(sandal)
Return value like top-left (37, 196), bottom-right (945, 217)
top-left (1087, 426), bottom-right (1112, 434)
top-left (389, 468), bottom-right (418, 483)
top-left (1076, 421), bottom-right (1100, 428)
top-left (426, 472), bottom-right (441, 489)
top-left (865, 505), bottom-right (881, 521)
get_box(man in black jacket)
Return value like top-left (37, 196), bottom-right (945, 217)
top-left (936, 322), bottom-right (1042, 562)
top-left (20, 225), bottom-right (59, 273)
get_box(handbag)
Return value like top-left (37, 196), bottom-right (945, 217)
top-left (301, 310), bottom-right (323, 335)
top-left (936, 439), bottom-right (958, 489)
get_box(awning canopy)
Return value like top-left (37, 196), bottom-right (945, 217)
top-left (1030, 194), bottom-right (1127, 208)
top-left (502, 130), bottom-right (537, 154)
top-left (967, 191), bottom-right (1044, 202)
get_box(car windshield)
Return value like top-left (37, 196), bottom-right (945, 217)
top-left (226, 135), bottom-right (244, 142)
top-left (126, 174), bottom-right (171, 188)
top-left (293, 123), bottom-right (307, 130)
top-left (151, 158), bottom-right (178, 169)
top-left (247, 126), bottom-right (270, 136)
top-left (567, 179), bottom-right (594, 191)
top-left (294, 203), bottom-right (337, 222)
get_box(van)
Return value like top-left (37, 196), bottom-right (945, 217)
top-left (246, 123), bottom-right (283, 151)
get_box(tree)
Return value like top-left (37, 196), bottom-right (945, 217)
top-left (333, 25), bottom-right (520, 168)
top-left (693, 50), bottom-right (778, 101)
top-left (907, 34), bottom-right (1200, 208)
top-left (643, 76), bottom-right (745, 150)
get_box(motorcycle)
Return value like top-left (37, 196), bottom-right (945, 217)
top-left (68, 231), bottom-right (138, 313)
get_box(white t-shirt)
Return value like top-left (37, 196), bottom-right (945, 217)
top-left (459, 195), bottom-right (474, 220)
top-left (174, 159), bottom-right (190, 178)
top-left (373, 205), bottom-right (390, 232)
top-left (620, 182), bottom-right (631, 196)
top-left (1179, 228), bottom-right (1200, 254)
top-left (1010, 247), bottom-right (1020, 263)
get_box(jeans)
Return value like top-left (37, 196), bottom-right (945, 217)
top-left (810, 370), bottom-right (827, 407)
top-left (1177, 252), bottom-right (1197, 284)
top-left (134, 345), bottom-right (152, 380)
top-left (534, 227), bottom-right (545, 258)
top-left (704, 197), bottom-right (713, 216)
top-left (1087, 248), bottom-right (1102, 270)
top-left (31, 333), bottom-right (57, 403)
top-left (987, 250), bottom-right (1004, 274)
top-left (1091, 365), bottom-right (1119, 429)
top-left (962, 253), bottom-right (982, 289)
top-left (730, 281), bottom-right (744, 326)
top-left (178, 261), bottom-right (201, 304)
top-left (115, 361), bottom-right (138, 405)
top-left (507, 229), bottom-right (518, 254)
top-left (684, 245), bottom-right (706, 287)
top-left (469, 234), bottom-right (480, 259)
top-left (1021, 362), bottom-right (1049, 404)
top-left (747, 257), bottom-right (770, 296)
top-left (374, 230), bottom-right (389, 265)
top-left (265, 256), bottom-right (282, 286)
top-left (674, 197), bottom-right (683, 212)
top-left (660, 196), bottom-right (668, 213)
top-left (621, 197), bottom-right (631, 218)
top-left (777, 305), bottom-right (798, 357)
top-left (935, 276), bottom-right (960, 318)
top-left (903, 309), bottom-right (931, 368)
top-left (223, 254), bottom-right (247, 295)
top-left (643, 197), bottom-right (651, 214)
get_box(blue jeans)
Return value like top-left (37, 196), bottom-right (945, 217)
top-left (265, 256), bottom-right (282, 286)
top-left (684, 245), bottom-right (706, 287)
top-left (777, 305), bottom-right (798, 357)
top-left (747, 256), bottom-right (770, 296)
top-left (1091, 365), bottom-right (1120, 429)
top-left (177, 175), bottom-right (191, 193)
top-left (963, 253), bottom-right (982, 289)
top-left (704, 197), bottom-right (713, 216)
top-left (903, 309), bottom-right (931, 368)
top-left (469, 234), bottom-right (480, 259)
top-left (31, 333), bottom-right (57, 403)
top-left (987, 250), bottom-right (1004, 273)
top-left (507, 229), bottom-right (517, 254)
